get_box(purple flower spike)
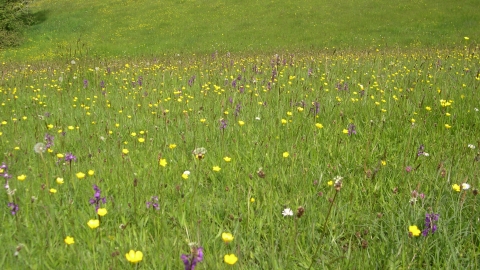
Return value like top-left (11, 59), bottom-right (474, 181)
top-left (8, 202), bottom-right (19, 215)
top-left (65, 153), bottom-right (77, 163)
top-left (181, 246), bottom-right (204, 270)
top-left (423, 213), bottom-right (439, 236)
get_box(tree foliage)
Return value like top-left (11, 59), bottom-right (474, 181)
top-left (0, 0), bottom-right (33, 49)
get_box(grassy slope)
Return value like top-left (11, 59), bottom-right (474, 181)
top-left (1, 0), bottom-right (479, 61)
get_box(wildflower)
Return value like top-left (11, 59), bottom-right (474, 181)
top-left (76, 172), bottom-right (85, 179)
top-left (283, 152), bottom-right (289, 158)
top-left (88, 170), bottom-right (95, 176)
top-left (17, 174), bottom-right (26, 181)
top-left (347, 123), bottom-right (357, 135)
top-left (146, 196), bottom-right (160, 210)
top-left (224, 254), bottom-right (238, 265)
top-left (87, 219), bottom-right (100, 229)
top-left (169, 144), bottom-right (177, 149)
top-left (159, 159), bottom-right (167, 167)
top-left (56, 153), bottom-right (64, 158)
top-left (97, 208), bottom-right (107, 216)
top-left (64, 236), bottom-right (75, 245)
top-left (282, 208), bottom-right (294, 217)
top-left (222, 232), bottom-right (234, 243)
top-left (34, 143), bottom-right (46, 154)
top-left (56, 177), bottom-right (64, 184)
top-left (405, 166), bottom-right (412, 173)
top-left (250, 197), bottom-right (255, 203)
top-left (452, 184), bottom-right (461, 192)
top-left (181, 246), bottom-right (204, 269)
top-left (422, 213), bottom-right (439, 236)
top-left (315, 123), bottom-right (323, 129)
top-left (342, 129), bottom-right (349, 134)
top-left (219, 118), bottom-right (228, 130)
top-left (223, 156), bottom-right (232, 162)
top-left (381, 160), bottom-right (386, 166)
top-left (89, 184), bottom-right (106, 211)
top-left (409, 225), bottom-right (421, 237)
top-left (281, 119), bottom-right (287, 124)
top-left (49, 188), bottom-right (57, 194)
top-left (445, 124), bottom-right (451, 129)
top-left (468, 144), bottom-right (476, 149)
top-left (213, 166), bottom-right (221, 172)
top-left (138, 138), bottom-right (145, 143)
top-left (7, 202), bottom-right (19, 215)
top-left (327, 180), bottom-right (333, 186)
top-left (334, 175), bottom-right (343, 191)
top-left (425, 106), bottom-right (432, 111)
top-left (461, 183), bottom-right (471, 190)
top-left (417, 144), bottom-right (425, 156)
top-left (125, 250), bottom-right (143, 264)
top-left (65, 153), bottom-right (77, 162)
top-left (44, 133), bottom-right (54, 149)
top-left (296, 206), bottom-right (305, 218)
top-left (193, 147), bottom-right (207, 160)
top-left (122, 149), bottom-right (129, 155)
top-left (182, 171), bottom-right (190, 180)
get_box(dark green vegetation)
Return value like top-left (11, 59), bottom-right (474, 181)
top-left (0, 0), bottom-right (34, 49)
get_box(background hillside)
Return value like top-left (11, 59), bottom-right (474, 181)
top-left (1, 0), bottom-right (479, 61)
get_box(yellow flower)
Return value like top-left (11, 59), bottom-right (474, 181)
top-left (410, 118), bottom-right (415, 123)
top-left (64, 236), bottom-right (75, 245)
top-left (286, 111), bottom-right (293, 116)
top-left (224, 254), bottom-right (238, 265)
top-left (138, 138), bottom-right (145, 143)
top-left (283, 152), bottom-right (289, 158)
top-left (169, 144), bottom-right (177, 149)
top-left (49, 188), bottom-right (57, 194)
top-left (425, 106), bottom-right (431, 111)
top-left (182, 173), bottom-right (189, 179)
top-left (281, 119), bottom-right (287, 124)
top-left (250, 197), bottom-right (255, 203)
top-left (56, 177), bottom-right (64, 184)
top-left (238, 120), bottom-right (245, 126)
top-left (88, 170), bottom-right (95, 176)
top-left (68, 126), bottom-right (75, 130)
top-left (122, 149), bottom-right (129, 155)
top-left (87, 219), bottom-right (100, 229)
top-left (223, 156), bottom-right (232, 162)
top-left (213, 166), bottom-right (221, 172)
top-left (445, 124), bottom-right (451, 129)
top-left (130, 132), bottom-right (137, 137)
top-left (125, 250), bottom-right (143, 264)
top-left (222, 232), bottom-right (234, 243)
top-left (464, 36), bottom-right (470, 40)
top-left (315, 123), bottom-right (323, 129)
top-left (97, 208), bottom-right (107, 216)
top-left (76, 172), bottom-right (85, 179)
top-left (452, 184), bottom-right (461, 192)
top-left (342, 129), bottom-right (349, 134)
top-left (409, 225), bottom-right (421, 237)
top-left (17, 174), bottom-right (27, 181)
top-left (57, 153), bottom-right (64, 158)
top-left (381, 160), bottom-right (386, 166)
top-left (159, 159), bottom-right (167, 167)
top-left (327, 181), bottom-right (333, 186)
top-left (47, 124), bottom-right (53, 129)
top-left (200, 118), bottom-right (206, 123)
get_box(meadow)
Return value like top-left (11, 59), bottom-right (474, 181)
top-left (1, 0), bottom-right (480, 269)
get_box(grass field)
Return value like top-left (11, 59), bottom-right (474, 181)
top-left (1, 0), bottom-right (480, 269)
top-left (1, 0), bottom-right (479, 61)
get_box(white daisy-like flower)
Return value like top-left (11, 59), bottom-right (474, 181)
top-left (462, 183), bottom-right (471, 190)
top-left (183, 170), bottom-right (190, 175)
top-left (468, 144), bottom-right (476, 149)
top-left (282, 208), bottom-right (293, 217)
top-left (423, 152), bottom-right (430, 157)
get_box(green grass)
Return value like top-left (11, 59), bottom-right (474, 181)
top-left (1, 0), bottom-right (479, 61)
top-left (0, 0), bottom-right (480, 269)
top-left (0, 47), bottom-right (479, 268)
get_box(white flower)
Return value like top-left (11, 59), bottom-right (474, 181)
top-left (71, 60), bottom-right (76, 65)
top-left (468, 144), bottom-right (476, 149)
top-left (34, 143), bottom-right (46, 154)
top-left (255, 116), bottom-right (261, 121)
top-left (282, 208), bottom-right (293, 217)
top-left (183, 170), bottom-right (190, 175)
top-left (462, 183), bottom-right (471, 190)
top-left (423, 152), bottom-right (430, 157)
top-left (475, 108), bottom-right (479, 112)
